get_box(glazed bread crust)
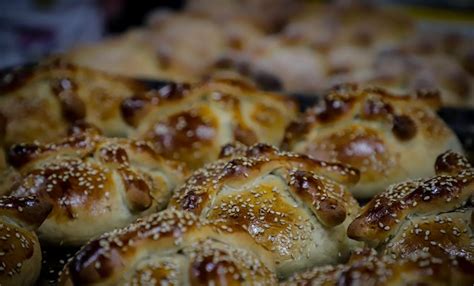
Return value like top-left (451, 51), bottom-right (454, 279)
top-left (59, 209), bottom-right (277, 285)
top-left (0, 58), bottom-right (147, 147)
top-left (171, 143), bottom-right (362, 277)
top-left (121, 75), bottom-right (297, 169)
top-left (348, 151), bottom-right (473, 262)
top-left (283, 84), bottom-right (463, 198)
top-left (4, 129), bottom-right (187, 246)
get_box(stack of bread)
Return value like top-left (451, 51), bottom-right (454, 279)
top-left (0, 49), bottom-right (472, 285)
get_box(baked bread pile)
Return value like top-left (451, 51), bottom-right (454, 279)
top-left (0, 2), bottom-right (473, 281)
top-left (0, 60), bottom-right (471, 284)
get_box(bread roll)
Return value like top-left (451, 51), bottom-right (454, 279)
top-left (348, 151), bottom-right (473, 262)
top-left (282, 248), bottom-right (474, 286)
top-left (4, 128), bottom-right (187, 246)
top-left (170, 143), bottom-right (362, 278)
top-left (122, 76), bottom-right (297, 169)
top-left (0, 196), bottom-right (51, 286)
top-left (58, 209), bottom-right (277, 285)
top-left (283, 84), bottom-right (463, 198)
top-left (0, 58), bottom-right (146, 147)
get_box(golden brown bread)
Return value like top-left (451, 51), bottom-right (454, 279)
top-left (282, 248), bottom-right (474, 286)
top-left (0, 58), bottom-right (147, 147)
top-left (348, 151), bottom-right (473, 262)
top-left (0, 196), bottom-right (52, 286)
top-left (58, 209), bottom-right (277, 285)
top-left (122, 75), bottom-right (297, 169)
top-left (3, 129), bottom-right (187, 246)
top-left (170, 143), bottom-right (362, 278)
top-left (283, 84), bottom-right (464, 198)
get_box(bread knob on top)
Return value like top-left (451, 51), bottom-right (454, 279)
top-left (348, 151), bottom-right (473, 263)
top-left (121, 75), bottom-right (297, 170)
top-left (58, 209), bottom-right (277, 285)
top-left (282, 84), bottom-right (463, 198)
top-left (170, 143), bottom-right (362, 278)
top-left (4, 127), bottom-right (187, 246)
top-left (0, 196), bottom-right (52, 286)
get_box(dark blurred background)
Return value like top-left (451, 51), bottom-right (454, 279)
top-left (0, 0), bottom-right (185, 68)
